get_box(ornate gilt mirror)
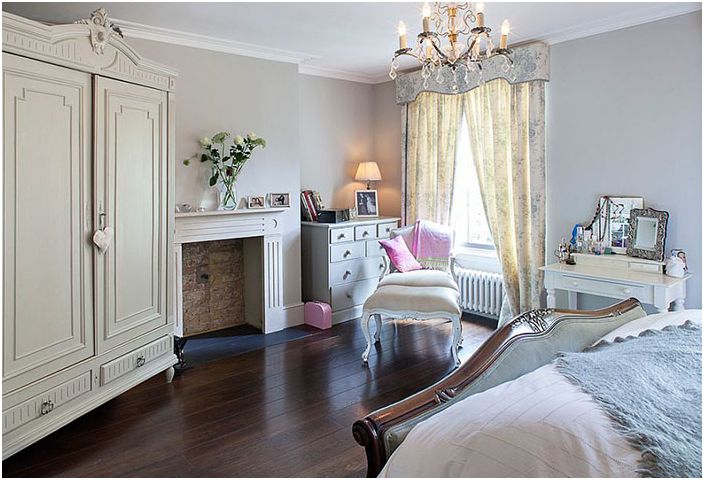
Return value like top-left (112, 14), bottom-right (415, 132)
top-left (626, 207), bottom-right (669, 261)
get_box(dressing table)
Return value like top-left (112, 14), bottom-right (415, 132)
top-left (541, 255), bottom-right (691, 312)
top-left (544, 199), bottom-right (691, 312)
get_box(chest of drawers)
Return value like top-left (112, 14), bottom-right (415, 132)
top-left (302, 217), bottom-right (400, 324)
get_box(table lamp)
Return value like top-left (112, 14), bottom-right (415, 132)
top-left (355, 161), bottom-right (382, 190)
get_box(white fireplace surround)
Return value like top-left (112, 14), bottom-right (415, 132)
top-left (174, 208), bottom-right (293, 335)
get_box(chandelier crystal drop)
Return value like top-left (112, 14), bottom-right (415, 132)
top-left (390, 2), bottom-right (513, 89)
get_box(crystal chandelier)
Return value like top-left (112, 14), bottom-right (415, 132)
top-left (390, 2), bottom-right (513, 90)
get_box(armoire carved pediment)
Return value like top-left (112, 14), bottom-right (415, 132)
top-left (2, 9), bottom-right (177, 91)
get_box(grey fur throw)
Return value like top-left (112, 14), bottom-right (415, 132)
top-left (556, 322), bottom-right (701, 478)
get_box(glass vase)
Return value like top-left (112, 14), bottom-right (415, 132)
top-left (217, 179), bottom-right (238, 210)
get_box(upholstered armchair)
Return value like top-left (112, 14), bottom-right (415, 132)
top-left (362, 221), bottom-right (463, 365)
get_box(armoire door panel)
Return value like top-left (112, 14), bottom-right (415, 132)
top-left (3, 53), bottom-right (94, 391)
top-left (95, 77), bottom-right (168, 353)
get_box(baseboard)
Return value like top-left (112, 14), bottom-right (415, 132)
top-left (283, 302), bottom-right (305, 328)
top-left (332, 305), bottom-right (363, 325)
top-left (463, 310), bottom-right (499, 329)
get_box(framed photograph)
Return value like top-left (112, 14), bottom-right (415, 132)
top-left (355, 190), bottom-right (378, 217)
top-left (269, 192), bottom-right (290, 207)
top-left (599, 196), bottom-right (644, 254)
top-left (248, 195), bottom-right (265, 209)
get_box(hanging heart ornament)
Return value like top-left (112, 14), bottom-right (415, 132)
top-left (93, 226), bottom-right (114, 252)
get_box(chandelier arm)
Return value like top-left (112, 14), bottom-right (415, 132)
top-left (429, 38), bottom-right (450, 62)
top-left (490, 50), bottom-right (513, 65)
top-left (394, 50), bottom-right (423, 62)
top-left (465, 35), bottom-right (480, 54)
top-left (458, 11), bottom-right (475, 35)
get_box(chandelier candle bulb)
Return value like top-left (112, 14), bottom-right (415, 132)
top-left (422, 3), bottom-right (432, 32)
top-left (476, 3), bottom-right (485, 27)
top-left (500, 19), bottom-right (509, 49)
top-left (398, 21), bottom-right (407, 49)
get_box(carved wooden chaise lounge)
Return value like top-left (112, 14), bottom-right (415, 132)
top-left (352, 298), bottom-right (647, 477)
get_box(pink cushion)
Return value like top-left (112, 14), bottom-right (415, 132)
top-left (379, 236), bottom-right (423, 273)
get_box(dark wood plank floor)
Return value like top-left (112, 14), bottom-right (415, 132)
top-left (3, 316), bottom-right (494, 477)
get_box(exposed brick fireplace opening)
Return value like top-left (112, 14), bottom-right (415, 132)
top-left (181, 239), bottom-right (247, 337)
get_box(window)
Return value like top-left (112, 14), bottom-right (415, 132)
top-left (450, 116), bottom-right (495, 250)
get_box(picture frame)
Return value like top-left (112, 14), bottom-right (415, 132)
top-left (248, 195), bottom-right (266, 209)
top-left (586, 195), bottom-right (644, 254)
top-left (355, 190), bottom-right (379, 217)
top-left (604, 196), bottom-right (644, 254)
top-left (269, 192), bottom-right (290, 207)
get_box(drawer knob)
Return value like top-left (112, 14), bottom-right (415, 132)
top-left (135, 355), bottom-right (146, 368)
top-left (379, 263), bottom-right (385, 269)
top-left (363, 231), bottom-right (369, 237)
top-left (346, 292), bottom-right (353, 299)
top-left (338, 233), bottom-right (346, 239)
top-left (571, 281), bottom-right (578, 287)
top-left (622, 288), bottom-right (631, 294)
top-left (40, 400), bottom-right (55, 415)
top-left (343, 270), bottom-right (352, 279)
top-left (343, 250), bottom-right (352, 257)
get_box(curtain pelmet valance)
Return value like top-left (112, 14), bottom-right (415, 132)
top-left (395, 42), bottom-right (549, 105)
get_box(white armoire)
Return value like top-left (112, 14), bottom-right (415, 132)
top-left (2, 9), bottom-right (178, 458)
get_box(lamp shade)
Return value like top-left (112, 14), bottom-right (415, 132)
top-left (355, 162), bottom-right (382, 182)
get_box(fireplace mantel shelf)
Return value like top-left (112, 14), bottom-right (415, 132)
top-left (175, 207), bottom-right (286, 218)
top-left (173, 204), bottom-right (286, 336)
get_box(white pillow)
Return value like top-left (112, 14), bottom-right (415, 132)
top-left (593, 309), bottom-right (702, 346)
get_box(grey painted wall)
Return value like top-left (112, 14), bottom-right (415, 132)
top-left (373, 81), bottom-right (403, 218)
top-left (547, 11), bottom-right (702, 310)
top-left (299, 75), bottom-right (401, 216)
top-left (127, 38), bottom-right (304, 310)
top-left (298, 76), bottom-right (403, 219)
top-left (299, 76), bottom-right (375, 210)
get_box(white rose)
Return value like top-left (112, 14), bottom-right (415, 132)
top-left (234, 135), bottom-right (244, 145)
top-left (199, 137), bottom-right (211, 148)
top-left (247, 132), bottom-right (258, 141)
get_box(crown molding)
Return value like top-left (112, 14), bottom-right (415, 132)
top-left (108, 4), bottom-right (700, 84)
top-left (535, 3), bottom-right (701, 45)
top-left (112, 17), bottom-right (317, 65)
top-left (297, 64), bottom-right (390, 85)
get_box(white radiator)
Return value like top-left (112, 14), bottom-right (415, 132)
top-left (456, 267), bottom-right (504, 317)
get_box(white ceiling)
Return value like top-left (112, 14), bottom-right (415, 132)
top-left (3, 2), bottom-right (700, 83)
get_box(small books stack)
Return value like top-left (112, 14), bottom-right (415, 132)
top-left (300, 190), bottom-right (324, 221)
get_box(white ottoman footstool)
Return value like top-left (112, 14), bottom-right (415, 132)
top-left (361, 282), bottom-right (462, 366)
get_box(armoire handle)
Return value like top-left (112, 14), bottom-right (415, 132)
top-left (40, 400), bottom-right (55, 415)
top-left (92, 226), bottom-right (113, 253)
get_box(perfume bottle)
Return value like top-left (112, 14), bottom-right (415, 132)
top-left (574, 226), bottom-right (585, 253)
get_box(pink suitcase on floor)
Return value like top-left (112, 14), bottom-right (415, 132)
top-left (304, 301), bottom-right (332, 330)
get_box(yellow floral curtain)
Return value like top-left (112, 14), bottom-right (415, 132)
top-left (405, 92), bottom-right (463, 225)
top-left (404, 80), bottom-right (546, 324)
top-left (463, 79), bottom-right (546, 324)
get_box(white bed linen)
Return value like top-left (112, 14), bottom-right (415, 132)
top-left (380, 310), bottom-right (702, 478)
top-left (594, 309), bottom-right (701, 345)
